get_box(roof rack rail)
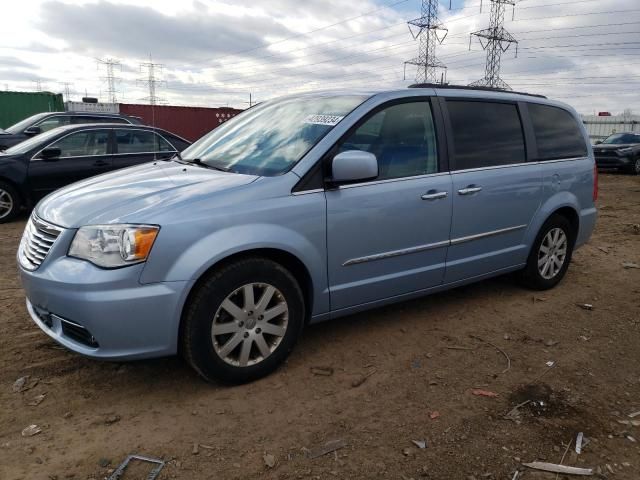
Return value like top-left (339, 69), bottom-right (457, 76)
top-left (408, 83), bottom-right (547, 99)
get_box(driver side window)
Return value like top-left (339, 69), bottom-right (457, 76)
top-left (338, 101), bottom-right (438, 180)
top-left (36, 116), bottom-right (71, 132)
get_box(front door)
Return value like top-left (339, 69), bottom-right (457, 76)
top-left (326, 99), bottom-right (452, 311)
top-left (112, 129), bottom-right (176, 169)
top-left (28, 128), bottom-right (113, 198)
top-left (443, 99), bottom-right (542, 283)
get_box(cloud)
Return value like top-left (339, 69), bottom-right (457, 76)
top-left (0, 56), bottom-right (37, 69)
top-left (38, 0), bottom-right (295, 65)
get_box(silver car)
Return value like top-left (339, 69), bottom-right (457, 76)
top-left (18, 86), bottom-right (597, 383)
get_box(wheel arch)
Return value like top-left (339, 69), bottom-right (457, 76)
top-left (178, 247), bottom-right (315, 351)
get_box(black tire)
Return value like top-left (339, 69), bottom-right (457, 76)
top-left (0, 180), bottom-right (21, 224)
top-left (519, 214), bottom-right (576, 291)
top-left (181, 257), bottom-right (305, 384)
top-left (627, 157), bottom-right (640, 175)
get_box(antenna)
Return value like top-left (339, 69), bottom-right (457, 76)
top-left (404, 0), bottom-right (449, 84)
top-left (137, 54), bottom-right (166, 106)
top-left (97, 57), bottom-right (121, 103)
top-left (469, 0), bottom-right (518, 90)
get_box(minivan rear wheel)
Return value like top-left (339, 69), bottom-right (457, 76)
top-left (0, 181), bottom-right (21, 224)
top-left (519, 214), bottom-right (575, 290)
top-left (181, 257), bottom-right (305, 384)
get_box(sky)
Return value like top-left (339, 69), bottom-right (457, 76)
top-left (0, 0), bottom-right (639, 113)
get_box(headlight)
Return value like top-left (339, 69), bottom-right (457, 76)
top-left (69, 224), bottom-right (159, 268)
top-left (618, 147), bottom-right (633, 154)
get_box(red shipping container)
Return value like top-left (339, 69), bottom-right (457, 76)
top-left (118, 103), bottom-right (243, 142)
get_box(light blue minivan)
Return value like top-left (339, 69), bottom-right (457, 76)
top-left (18, 85), bottom-right (597, 383)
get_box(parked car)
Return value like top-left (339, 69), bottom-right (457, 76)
top-left (593, 132), bottom-right (640, 174)
top-left (0, 111), bottom-right (143, 150)
top-left (0, 124), bottom-right (190, 222)
top-left (17, 86), bottom-right (597, 384)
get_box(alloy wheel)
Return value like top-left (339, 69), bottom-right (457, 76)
top-left (0, 189), bottom-right (13, 220)
top-left (537, 227), bottom-right (568, 280)
top-left (634, 158), bottom-right (640, 174)
top-left (211, 283), bottom-right (289, 367)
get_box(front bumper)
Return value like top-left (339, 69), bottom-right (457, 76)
top-left (594, 154), bottom-right (633, 169)
top-left (19, 254), bottom-right (192, 360)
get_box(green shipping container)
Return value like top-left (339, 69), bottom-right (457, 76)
top-left (0, 91), bottom-right (64, 129)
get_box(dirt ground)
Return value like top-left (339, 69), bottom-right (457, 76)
top-left (0, 173), bottom-right (639, 480)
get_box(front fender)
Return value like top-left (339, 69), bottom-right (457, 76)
top-left (141, 222), bottom-right (329, 315)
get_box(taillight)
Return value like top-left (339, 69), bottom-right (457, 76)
top-left (593, 163), bottom-right (598, 202)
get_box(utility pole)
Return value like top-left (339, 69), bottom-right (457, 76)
top-left (404, 0), bottom-right (449, 84)
top-left (33, 79), bottom-right (43, 92)
top-left (469, 0), bottom-right (518, 90)
top-left (137, 54), bottom-right (166, 105)
top-left (97, 57), bottom-right (121, 103)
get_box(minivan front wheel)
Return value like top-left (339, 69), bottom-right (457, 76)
top-left (0, 181), bottom-right (21, 224)
top-left (519, 214), bottom-right (575, 290)
top-left (182, 257), bottom-right (305, 384)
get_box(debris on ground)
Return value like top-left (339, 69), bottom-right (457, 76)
top-left (411, 440), bottom-right (427, 449)
top-left (628, 410), bottom-right (640, 418)
top-left (576, 303), bottom-right (593, 311)
top-left (263, 453), bottom-right (276, 468)
top-left (544, 339), bottom-right (559, 347)
top-left (469, 334), bottom-right (511, 374)
top-left (310, 366), bottom-right (334, 376)
top-left (107, 454), bottom-right (164, 480)
top-left (303, 439), bottom-right (347, 459)
top-left (98, 458), bottom-right (111, 468)
top-left (575, 432), bottom-right (584, 454)
top-left (617, 419), bottom-right (640, 426)
top-left (192, 443), bottom-right (199, 455)
top-left (504, 400), bottom-right (531, 423)
top-left (12, 376), bottom-right (38, 393)
top-left (27, 393), bottom-right (46, 406)
top-left (429, 411), bottom-right (440, 420)
top-left (21, 425), bottom-right (42, 437)
top-left (471, 389), bottom-right (499, 398)
top-left (621, 262), bottom-right (640, 269)
top-left (351, 369), bottom-right (376, 388)
top-left (104, 414), bottom-right (121, 425)
top-left (522, 461), bottom-right (593, 475)
top-left (546, 361), bottom-right (556, 367)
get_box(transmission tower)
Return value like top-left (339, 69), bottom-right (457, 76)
top-left (60, 82), bottom-right (73, 101)
top-left (404, 0), bottom-right (449, 84)
top-left (96, 58), bottom-right (121, 103)
top-left (137, 55), bottom-right (166, 105)
top-left (469, 0), bottom-right (518, 90)
top-left (33, 79), bottom-right (42, 92)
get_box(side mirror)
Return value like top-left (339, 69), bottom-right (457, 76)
top-left (39, 147), bottom-right (61, 160)
top-left (331, 150), bottom-right (378, 184)
top-left (24, 126), bottom-right (42, 136)
top-left (594, 140), bottom-right (602, 145)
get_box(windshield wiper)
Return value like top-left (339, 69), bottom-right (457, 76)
top-left (190, 158), bottom-right (231, 173)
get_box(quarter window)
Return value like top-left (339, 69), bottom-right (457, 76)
top-left (338, 101), bottom-right (438, 180)
top-left (47, 130), bottom-right (110, 157)
top-left (528, 104), bottom-right (587, 160)
top-left (115, 130), bottom-right (174, 153)
top-left (447, 101), bottom-right (526, 170)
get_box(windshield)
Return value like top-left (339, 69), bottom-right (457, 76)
top-left (3, 127), bottom-right (63, 155)
top-left (601, 133), bottom-right (640, 145)
top-left (5, 113), bottom-right (52, 134)
top-left (181, 95), bottom-right (367, 176)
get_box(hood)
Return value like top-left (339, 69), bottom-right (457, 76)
top-left (0, 128), bottom-right (8, 134)
top-left (37, 161), bottom-right (258, 228)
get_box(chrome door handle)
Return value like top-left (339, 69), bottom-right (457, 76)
top-left (421, 191), bottom-right (448, 200)
top-left (458, 186), bottom-right (482, 195)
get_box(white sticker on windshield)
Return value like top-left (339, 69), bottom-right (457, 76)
top-left (304, 114), bottom-right (344, 126)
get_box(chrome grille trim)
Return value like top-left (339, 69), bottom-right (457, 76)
top-left (19, 216), bottom-right (63, 271)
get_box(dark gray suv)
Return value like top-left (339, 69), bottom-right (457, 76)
top-left (0, 112), bottom-right (142, 150)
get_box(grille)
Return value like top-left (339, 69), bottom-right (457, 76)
top-left (59, 317), bottom-right (99, 348)
top-left (594, 149), bottom-right (619, 158)
top-left (19, 216), bottom-right (62, 271)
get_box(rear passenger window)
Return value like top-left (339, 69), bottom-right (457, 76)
top-left (447, 101), bottom-right (526, 170)
top-left (338, 101), bottom-right (438, 180)
top-left (528, 104), bottom-right (587, 160)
